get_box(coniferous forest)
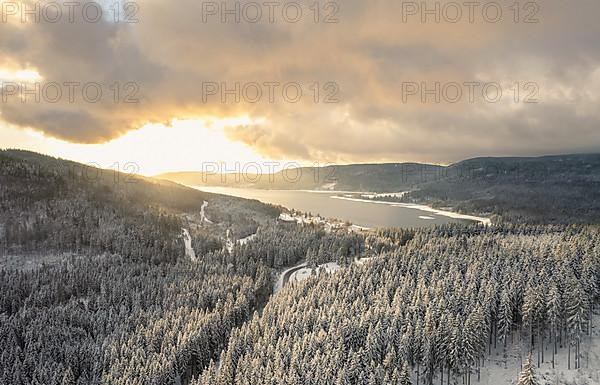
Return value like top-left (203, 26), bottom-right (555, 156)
top-left (1, 150), bottom-right (599, 385)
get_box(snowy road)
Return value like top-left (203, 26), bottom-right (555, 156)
top-left (182, 229), bottom-right (196, 262)
top-left (200, 201), bottom-right (213, 224)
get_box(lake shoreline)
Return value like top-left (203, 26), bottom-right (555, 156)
top-left (192, 185), bottom-right (491, 227)
top-left (330, 196), bottom-right (491, 226)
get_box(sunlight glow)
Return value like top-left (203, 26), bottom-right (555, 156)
top-left (0, 116), bottom-right (280, 176)
top-left (0, 68), bottom-right (42, 82)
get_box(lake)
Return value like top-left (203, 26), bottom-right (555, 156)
top-left (194, 187), bottom-right (482, 228)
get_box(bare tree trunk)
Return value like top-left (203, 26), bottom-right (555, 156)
top-left (568, 341), bottom-right (571, 370)
top-left (488, 327), bottom-right (492, 355)
top-left (577, 338), bottom-right (580, 369)
top-left (494, 321), bottom-right (498, 350)
top-left (541, 327), bottom-right (544, 363)
top-left (552, 326), bottom-right (555, 369)
top-left (559, 326), bottom-right (563, 349)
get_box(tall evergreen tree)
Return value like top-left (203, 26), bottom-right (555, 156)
top-left (517, 355), bottom-right (540, 385)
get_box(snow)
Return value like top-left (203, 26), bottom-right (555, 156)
top-left (419, 215), bottom-right (435, 220)
top-left (288, 262), bottom-right (341, 284)
top-left (200, 201), bottom-right (213, 224)
top-left (355, 256), bottom-right (374, 266)
top-left (461, 315), bottom-right (600, 385)
top-left (237, 233), bottom-right (257, 246)
top-left (182, 228), bottom-right (196, 262)
top-left (320, 182), bottom-right (337, 190)
top-left (361, 191), bottom-right (408, 199)
top-left (275, 257), bottom-right (376, 294)
top-left (225, 229), bottom-right (234, 254)
top-left (273, 262), bottom-right (308, 294)
top-left (278, 213), bottom-right (297, 222)
top-left (331, 196), bottom-right (491, 225)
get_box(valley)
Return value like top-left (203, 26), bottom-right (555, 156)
top-left (0, 150), bottom-right (598, 385)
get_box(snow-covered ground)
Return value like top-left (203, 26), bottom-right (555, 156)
top-left (225, 229), bottom-right (234, 254)
top-left (200, 201), bottom-right (213, 224)
top-left (273, 262), bottom-right (308, 293)
top-left (224, 230), bottom-right (259, 254)
top-left (182, 228), bottom-right (196, 262)
top-left (319, 182), bottom-right (337, 190)
top-left (287, 262), bottom-right (341, 283)
top-left (354, 256), bottom-right (374, 266)
top-left (431, 316), bottom-right (600, 385)
top-left (331, 196), bottom-right (491, 225)
top-left (361, 191), bottom-right (407, 199)
top-left (279, 212), bottom-right (371, 232)
top-left (237, 232), bottom-right (258, 246)
top-left (479, 319), bottom-right (599, 385)
top-left (274, 257), bottom-right (375, 294)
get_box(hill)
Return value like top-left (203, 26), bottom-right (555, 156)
top-left (0, 149), bottom-right (279, 259)
top-left (158, 154), bottom-right (600, 223)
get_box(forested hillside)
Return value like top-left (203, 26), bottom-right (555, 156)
top-left (160, 154), bottom-right (600, 224)
top-left (0, 221), bottom-right (367, 385)
top-left (0, 150), bottom-right (369, 385)
top-left (0, 150), bottom-right (277, 259)
top-left (1, 150), bottom-right (598, 385)
top-left (400, 154), bottom-right (600, 224)
top-left (196, 224), bottom-right (600, 385)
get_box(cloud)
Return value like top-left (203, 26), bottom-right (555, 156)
top-left (1, 0), bottom-right (600, 161)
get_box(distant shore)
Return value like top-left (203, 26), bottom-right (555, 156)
top-left (331, 196), bottom-right (491, 225)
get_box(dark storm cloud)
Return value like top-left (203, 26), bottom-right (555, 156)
top-left (1, 0), bottom-right (600, 161)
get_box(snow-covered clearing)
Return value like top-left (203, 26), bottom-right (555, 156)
top-left (273, 262), bottom-right (308, 293)
top-left (319, 182), bottom-right (337, 190)
top-left (331, 195), bottom-right (491, 225)
top-left (182, 229), bottom-right (196, 262)
top-left (474, 316), bottom-right (600, 385)
top-left (225, 231), bottom-right (259, 254)
top-left (361, 191), bottom-right (408, 199)
top-left (279, 212), bottom-right (329, 225)
top-left (237, 232), bottom-right (258, 246)
top-left (354, 256), bottom-right (374, 266)
top-left (279, 212), bottom-right (371, 233)
top-left (287, 262), bottom-right (341, 284)
top-left (274, 257), bottom-right (375, 294)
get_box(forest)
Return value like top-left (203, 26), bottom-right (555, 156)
top-left (1, 150), bottom-right (599, 385)
top-left (197, 224), bottom-right (600, 385)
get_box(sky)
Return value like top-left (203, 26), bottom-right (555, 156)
top-left (1, 0), bottom-right (600, 175)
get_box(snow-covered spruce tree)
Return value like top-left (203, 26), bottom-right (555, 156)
top-left (517, 354), bottom-right (540, 385)
top-left (399, 361), bottom-right (412, 385)
top-left (546, 282), bottom-right (562, 369)
top-left (565, 277), bottom-right (590, 370)
top-left (498, 289), bottom-right (513, 349)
